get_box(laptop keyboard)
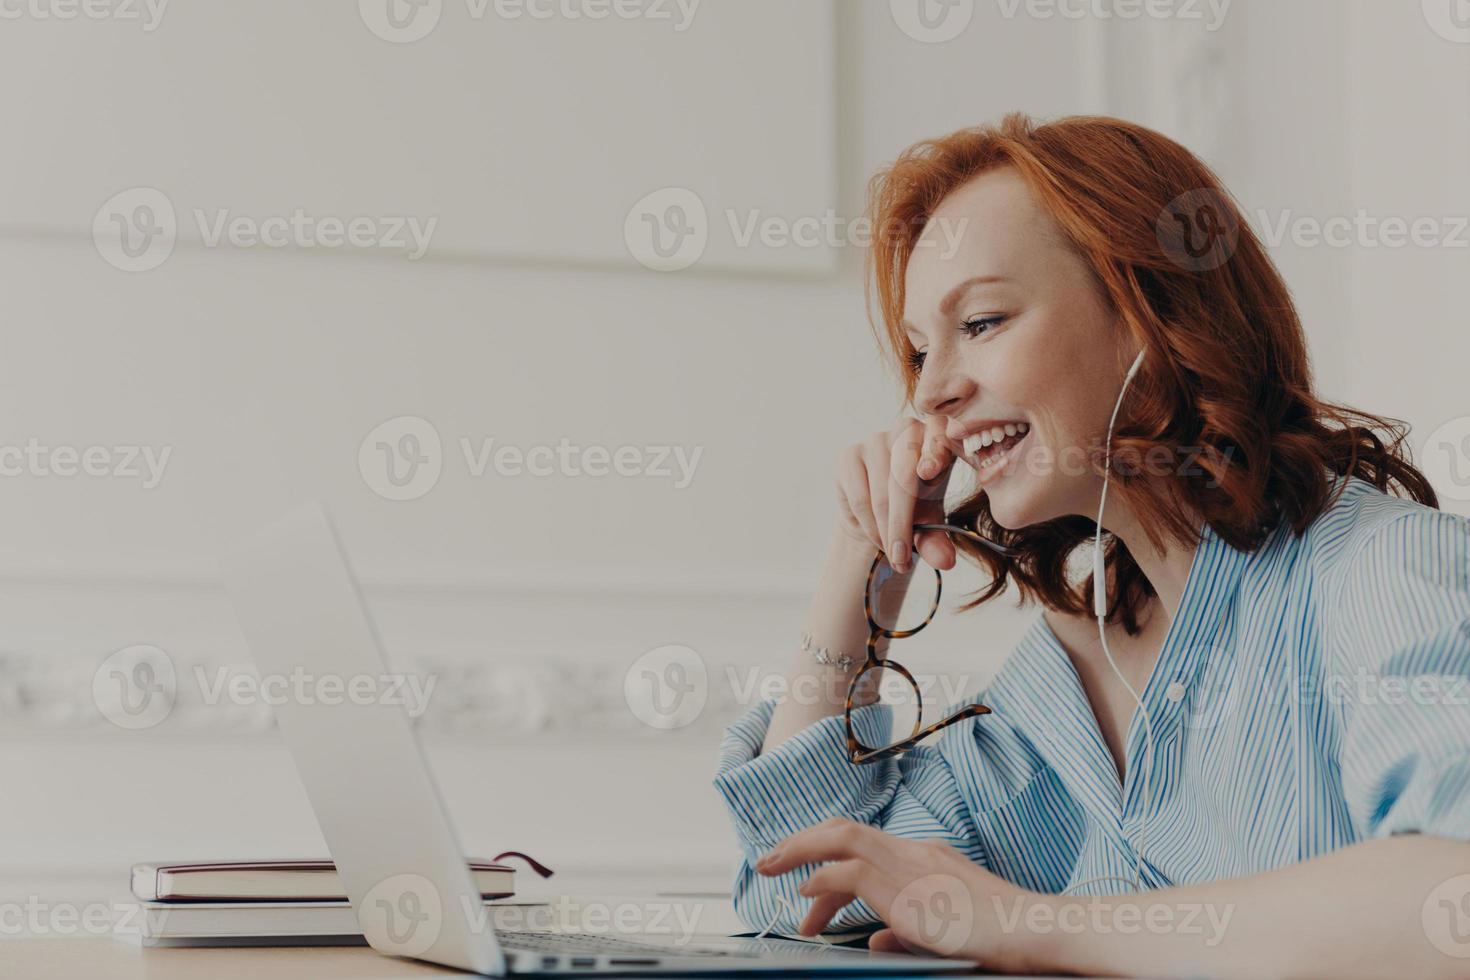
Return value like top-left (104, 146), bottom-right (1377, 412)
top-left (498, 930), bottom-right (732, 957)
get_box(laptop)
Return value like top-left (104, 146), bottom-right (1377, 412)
top-left (220, 503), bottom-right (976, 976)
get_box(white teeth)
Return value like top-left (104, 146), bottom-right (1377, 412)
top-left (962, 422), bottom-right (1029, 466)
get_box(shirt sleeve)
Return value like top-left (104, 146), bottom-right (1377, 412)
top-left (711, 697), bottom-right (985, 936)
top-left (1328, 508), bottom-right (1470, 842)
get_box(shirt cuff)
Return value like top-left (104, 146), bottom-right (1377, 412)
top-left (712, 698), bottom-right (900, 855)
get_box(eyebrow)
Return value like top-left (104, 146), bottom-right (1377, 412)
top-left (902, 275), bottom-right (1013, 343)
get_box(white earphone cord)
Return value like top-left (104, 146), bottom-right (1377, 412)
top-left (1063, 349), bottom-right (1153, 898)
top-left (754, 893), bottom-right (833, 945)
top-left (767, 353), bottom-right (1152, 934)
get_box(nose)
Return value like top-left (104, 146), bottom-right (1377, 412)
top-left (913, 354), bottom-right (974, 419)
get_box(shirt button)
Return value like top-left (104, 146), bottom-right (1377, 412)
top-left (1165, 681), bottom-right (1187, 703)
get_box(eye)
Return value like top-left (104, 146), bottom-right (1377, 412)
top-left (907, 348), bottom-right (927, 375)
top-left (960, 314), bottom-right (1006, 338)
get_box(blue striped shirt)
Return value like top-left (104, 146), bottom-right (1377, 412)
top-left (712, 474), bottom-right (1470, 933)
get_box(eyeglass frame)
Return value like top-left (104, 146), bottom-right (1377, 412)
top-left (845, 523), bottom-right (1018, 765)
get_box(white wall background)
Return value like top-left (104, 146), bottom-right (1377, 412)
top-left (0, 0), bottom-right (1466, 907)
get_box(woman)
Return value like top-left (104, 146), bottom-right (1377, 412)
top-left (712, 113), bottom-right (1470, 977)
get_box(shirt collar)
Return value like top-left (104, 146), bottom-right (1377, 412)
top-left (985, 521), bottom-right (1257, 831)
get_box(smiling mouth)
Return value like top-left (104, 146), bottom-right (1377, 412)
top-left (961, 422), bottom-right (1029, 473)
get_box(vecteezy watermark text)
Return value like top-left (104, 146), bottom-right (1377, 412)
top-left (93, 187), bottom-right (437, 272)
top-left (1255, 209), bottom-right (1469, 250)
top-left (0, 897), bottom-right (151, 938)
top-left (888, 0), bottom-right (1229, 45)
top-left (192, 665), bottom-right (437, 718)
top-left (993, 895), bottom-right (1234, 946)
top-left (623, 186), bottom-right (969, 272)
top-left (358, 874), bottom-right (707, 958)
top-left (0, 0), bottom-right (168, 30)
top-left (0, 439), bottom-right (171, 488)
top-left (358, 0), bottom-right (701, 44)
top-left (92, 644), bottom-right (439, 730)
top-left (194, 209), bottom-right (436, 259)
top-left (993, 0), bottom-right (1230, 29)
top-left (358, 416), bottom-right (703, 501)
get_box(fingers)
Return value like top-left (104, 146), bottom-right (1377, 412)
top-left (867, 928), bottom-right (907, 954)
top-left (837, 446), bottom-right (883, 552)
top-left (836, 418), bottom-right (964, 573)
top-left (756, 819), bottom-right (899, 878)
top-left (863, 433), bottom-right (892, 558)
top-left (796, 860), bottom-right (899, 939)
top-left (795, 889), bottom-right (853, 937)
top-left (916, 415), bottom-right (954, 482)
top-left (915, 528), bottom-right (957, 571)
top-left (886, 421), bottom-right (924, 573)
top-left (914, 417), bottom-right (958, 570)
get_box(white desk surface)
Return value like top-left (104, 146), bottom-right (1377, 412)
top-left (8, 938), bottom-right (462, 978)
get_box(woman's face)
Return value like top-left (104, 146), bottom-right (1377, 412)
top-left (903, 166), bottom-right (1135, 531)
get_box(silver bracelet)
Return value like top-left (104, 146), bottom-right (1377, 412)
top-left (800, 631), bottom-right (855, 671)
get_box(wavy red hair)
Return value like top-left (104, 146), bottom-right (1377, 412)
top-left (865, 113), bottom-right (1438, 634)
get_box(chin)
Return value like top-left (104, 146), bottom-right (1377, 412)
top-left (978, 475), bottom-right (1025, 530)
top-left (981, 470), bottom-right (1058, 533)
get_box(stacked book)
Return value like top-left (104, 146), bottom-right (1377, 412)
top-left (131, 858), bottom-right (522, 946)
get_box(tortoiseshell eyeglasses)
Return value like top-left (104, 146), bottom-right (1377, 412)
top-left (845, 523), bottom-right (1017, 765)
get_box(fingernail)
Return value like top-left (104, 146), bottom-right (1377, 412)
top-left (756, 848), bottom-right (780, 868)
top-left (890, 539), bottom-right (910, 572)
top-left (917, 457), bottom-right (935, 480)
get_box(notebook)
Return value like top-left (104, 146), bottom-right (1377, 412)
top-left (132, 899), bottom-right (567, 947)
top-left (132, 858), bottom-right (516, 902)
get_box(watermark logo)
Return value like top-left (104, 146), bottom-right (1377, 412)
top-left (93, 187), bottom-right (177, 273)
top-left (890, 873), bottom-right (974, 956)
top-left (0, 0), bottom-right (169, 31)
top-left (624, 187), bottom-right (708, 272)
top-left (1177, 655), bottom-right (1238, 734)
top-left (1157, 188), bottom-right (1240, 272)
top-left (1422, 416), bottom-right (1470, 503)
top-left (359, 0), bottom-right (443, 42)
top-left (1423, 0), bottom-right (1470, 44)
top-left (624, 644), bottom-right (707, 730)
top-left (360, 874), bottom-right (443, 956)
top-left (889, 0), bottom-right (973, 43)
top-left (1424, 874), bottom-right (1470, 958)
top-left (92, 644), bottom-right (176, 730)
top-left (359, 415), bottom-right (444, 501)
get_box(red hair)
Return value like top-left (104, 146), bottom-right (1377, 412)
top-left (865, 113), bottom-right (1438, 634)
